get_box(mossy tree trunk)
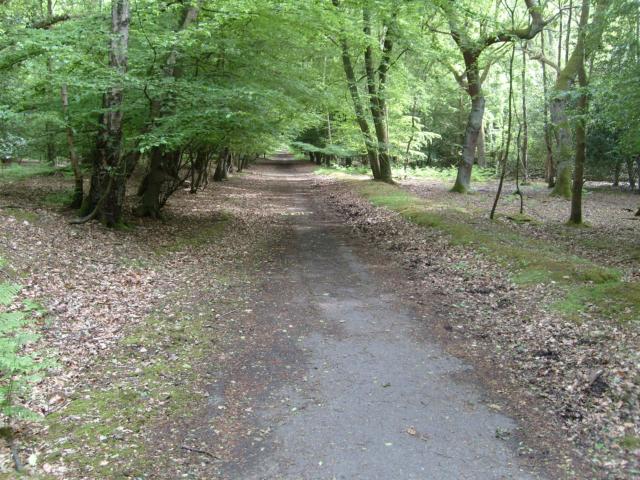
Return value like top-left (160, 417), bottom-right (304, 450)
top-left (551, 0), bottom-right (610, 198)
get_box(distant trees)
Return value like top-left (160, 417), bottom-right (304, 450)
top-left (1, 0), bottom-right (639, 225)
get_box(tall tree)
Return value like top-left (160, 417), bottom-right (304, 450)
top-left (443, 0), bottom-right (547, 193)
top-left (136, 2), bottom-right (200, 218)
top-left (569, 0), bottom-right (592, 223)
top-left (76, 0), bottom-right (130, 226)
top-left (331, 0), bottom-right (381, 179)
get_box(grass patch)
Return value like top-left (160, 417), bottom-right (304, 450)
top-left (0, 207), bottom-right (39, 222)
top-left (0, 163), bottom-right (63, 183)
top-left (618, 435), bottom-right (640, 450)
top-left (42, 189), bottom-right (75, 207)
top-left (352, 180), bottom-right (637, 323)
top-left (555, 281), bottom-right (640, 323)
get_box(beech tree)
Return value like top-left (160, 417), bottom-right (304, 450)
top-left (77, 0), bottom-right (131, 227)
top-left (438, 0), bottom-right (547, 193)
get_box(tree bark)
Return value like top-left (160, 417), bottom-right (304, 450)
top-left (476, 123), bottom-right (486, 167)
top-left (569, 2), bottom-right (589, 224)
top-left (213, 147), bottom-right (230, 181)
top-left (60, 84), bottom-right (83, 208)
top-left (627, 158), bottom-right (637, 190)
top-left (521, 44), bottom-right (530, 183)
top-left (540, 30), bottom-right (555, 186)
top-left (452, 55), bottom-right (484, 193)
top-left (448, 0), bottom-right (547, 193)
top-left (81, 0), bottom-right (130, 227)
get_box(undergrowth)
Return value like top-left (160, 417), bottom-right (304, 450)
top-left (0, 163), bottom-right (68, 184)
top-left (315, 164), bottom-right (495, 182)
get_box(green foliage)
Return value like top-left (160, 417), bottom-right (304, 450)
top-left (0, 282), bottom-right (54, 425)
top-left (317, 164), bottom-right (496, 182)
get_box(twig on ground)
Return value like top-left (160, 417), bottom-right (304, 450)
top-left (181, 445), bottom-right (219, 459)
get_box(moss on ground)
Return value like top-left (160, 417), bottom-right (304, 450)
top-left (0, 208), bottom-right (39, 223)
top-left (155, 214), bottom-right (230, 254)
top-left (43, 308), bottom-right (211, 477)
top-left (42, 190), bottom-right (75, 207)
top-left (41, 216), bottom-right (233, 477)
top-left (315, 165), bottom-right (495, 182)
top-left (353, 181), bottom-right (639, 323)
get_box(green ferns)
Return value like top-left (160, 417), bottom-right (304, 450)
top-left (0, 281), bottom-right (52, 425)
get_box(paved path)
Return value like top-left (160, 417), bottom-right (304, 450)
top-left (222, 159), bottom-right (542, 480)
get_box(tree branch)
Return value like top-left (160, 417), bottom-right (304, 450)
top-left (482, 0), bottom-right (549, 49)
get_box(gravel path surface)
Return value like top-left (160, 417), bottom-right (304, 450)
top-left (222, 159), bottom-right (543, 479)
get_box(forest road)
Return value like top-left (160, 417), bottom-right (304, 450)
top-left (219, 159), bottom-right (543, 480)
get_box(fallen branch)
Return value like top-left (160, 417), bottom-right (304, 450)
top-left (181, 445), bottom-right (219, 459)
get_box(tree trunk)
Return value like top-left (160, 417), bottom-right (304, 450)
top-left (521, 44), bottom-right (530, 184)
top-left (627, 158), bottom-right (637, 190)
top-left (213, 148), bottom-right (229, 182)
top-left (550, 96), bottom-right (573, 198)
top-left (333, 0), bottom-right (381, 179)
top-left (363, 7), bottom-right (395, 183)
top-left (491, 44), bottom-right (516, 219)
top-left (83, 0), bottom-right (130, 227)
top-left (453, 58), bottom-right (485, 194)
top-left (136, 149), bottom-right (164, 218)
top-left (60, 84), bottom-right (83, 208)
top-left (448, 0), bottom-right (547, 192)
top-left (135, 3), bottom-right (200, 216)
top-left (476, 124), bottom-right (486, 167)
top-left (569, 0), bottom-right (590, 224)
top-left (551, 0), bottom-right (609, 198)
top-left (540, 29), bottom-right (555, 186)
top-left (613, 161), bottom-right (621, 186)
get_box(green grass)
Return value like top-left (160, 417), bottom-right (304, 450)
top-left (42, 189), bottom-right (75, 207)
top-left (353, 181), bottom-right (639, 323)
top-left (0, 207), bottom-right (39, 222)
top-left (0, 162), bottom-right (63, 183)
top-left (618, 435), bottom-right (640, 450)
top-left (315, 164), bottom-right (496, 182)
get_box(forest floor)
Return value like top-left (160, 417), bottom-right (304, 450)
top-left (0, 160), bottom-right (637, 478)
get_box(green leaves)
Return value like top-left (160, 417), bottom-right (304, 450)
top-left (0, 281), bottom-right (55, 425)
